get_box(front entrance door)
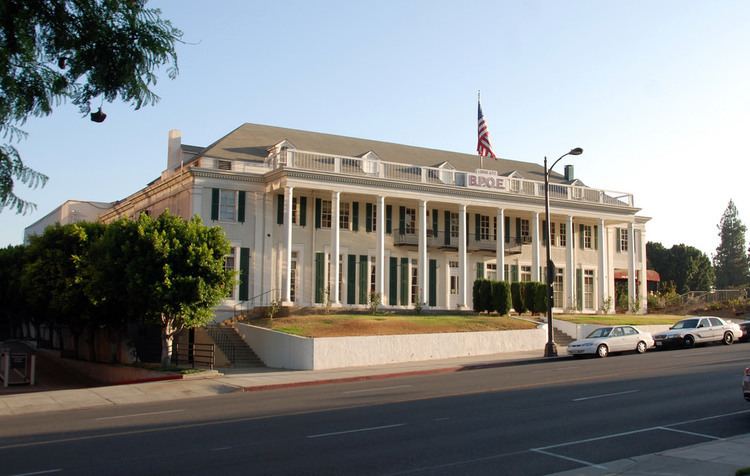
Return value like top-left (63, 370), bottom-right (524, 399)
top-left (448, 259), bottom-right (460, 309)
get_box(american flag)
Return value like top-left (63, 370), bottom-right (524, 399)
top-left (477, 101), bottom-right (496, 159)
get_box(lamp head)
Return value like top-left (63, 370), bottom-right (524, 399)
top-left (569, 147), bottom-right (583, 156)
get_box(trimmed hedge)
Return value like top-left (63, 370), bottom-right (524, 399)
top-left (511, 282), bottom-right (526, 314)
top-left (472, 279), bottom-right (513, 315)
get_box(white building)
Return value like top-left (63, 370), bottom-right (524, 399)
top-left (32, 124), bottom-right (653, 319)
top-left (24, 199), bottom-right (113, 244)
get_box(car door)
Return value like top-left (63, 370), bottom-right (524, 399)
top-left (622, 326), bottom-right (640, 350)
top-left (609, 327), bottom-right (627, 351)
top-left (709, 317), bottom-right (727, 340)
top-left (694, 318), bottom-right (713, 342)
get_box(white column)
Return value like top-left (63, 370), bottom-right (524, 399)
top-left (282, 186), bottom-right (294, 304)
top-left (531, 212), bottom-right (540, 281)
top-left (566, 215), bottom-right (575, 310)
top-left (496, 209), bottom-right (505, 281)
top-left (252, 192), bottom-right (264, 299)
top-left (627, 222), bottom-right (636, 313)
top-left (418, 200), bottom-right (428, 306)
top-left (376, 196), bottom-right (386, 301)
top-left (639, 227), bottom-right (648, 314)
top-left (458, 204), bottom-right (468, 308)
top-left (332, 191), bottom-right (341, 305)
top-left (597, 218), bottom-right (608, 312)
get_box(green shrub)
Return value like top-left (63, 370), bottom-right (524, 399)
top-left (472, 279), bottom-right (483, 312)
top-left (533, 282), bottom-right (548, 314)
top-left (511, 282), bottom-right (526, 314)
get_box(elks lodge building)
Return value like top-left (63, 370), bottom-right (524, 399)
top-left (27, 124), bottom-right (654, 319)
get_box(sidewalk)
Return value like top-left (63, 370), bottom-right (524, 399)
top-left (1, 350), bottom-right (748, 476)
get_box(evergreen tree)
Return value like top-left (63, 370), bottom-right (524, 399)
top-left (713, 200), bottom-right (750, 288)
top-left (0, 0), bottom-right (182, 213)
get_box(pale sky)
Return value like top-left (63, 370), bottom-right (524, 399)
top-left (2, 0), bottom-right (749, 259)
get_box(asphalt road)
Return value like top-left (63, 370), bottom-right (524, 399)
top-left (1, 343), bottom-right (749, 475)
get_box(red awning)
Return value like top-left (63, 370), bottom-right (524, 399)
top-left (613, 269), bottom-right (660, 282)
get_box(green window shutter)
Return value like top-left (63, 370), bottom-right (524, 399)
top-left (399, 206), bottom-right (405, 235)
top-left (515, 217), bottom-right (521, 243)
top-left (211, 188), bottom-right (219, 221)
top-left (299, 196), bottom-right (307, 226)
top-left (352, 202), bottom-right (359, 232)
top-left (475, 214), bottom-right (480, 241)
top-left (315, 252), bottom-right (324, 303)
top-left (389, 257), bottom-right (398, 304)
top-left (576, 268), bottom-right (583, 309)
top-left (476, 262), bottom-right (484, 279)
top-left (511, 265), bottom-right (518, 282)
top-left (429, 259), bottom-right (437, 306)
top-left (315, 198), bottom-right (322, 229)
top-left (579, 224), bottom-right (585, 249)
top-left (616, 228), bottom-right (621, 252)
top-left (504, 216), bottom-right (510, 243)
top-left (432, 209), bottom-right (438, 237)
top-left (347, 255), bottom-right (356, 304)
top-left (400, 257), bottom-right (409, 305)
top-left (542, 220), bottom-right (547, 245)
top-left (238, 191), bottom-right (246, 223)
top-left (386, 205), bottom-right (392, 234)
top-left (594, 225), bottom-right (599, 250)
top-left (493, 216), bottom-right (497, 241)
top-left (444, 211), bottom-right (451, 245)
top-left (239, 248), bottom-right (249, 301)
top-left (359, 255), bottom-right (368, 304)
top-left (365, 203), bottom-right (373, 232)
top-left (277, 195), bottom-right (284, 225)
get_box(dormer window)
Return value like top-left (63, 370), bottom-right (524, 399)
top-left (360, 151), bottom-right (380, 174)
top-left (217, 160), bottom-right (232, 171)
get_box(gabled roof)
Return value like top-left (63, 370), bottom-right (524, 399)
top-left (199, 123), bottom-right (570, 184)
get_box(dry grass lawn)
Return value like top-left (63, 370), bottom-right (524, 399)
top-left (252, 314), bottom-right (537, 337)
top-left (556, 314), bottom-right (683, 325)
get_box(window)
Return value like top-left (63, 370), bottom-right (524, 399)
top-left (486, 263), bottom-right (497, 281)
top-left (450, 213), bottom-right (459, 238)
top-left (623, 326), bottom-right (638, 336)
top-left (291, 198), bottom-right (299, 225)
top-left (321, 200), bottom-right (332, 228)
top-left (217, 160), bottom-right (232, 171)
top-left (224, 248), bottom-right (236, 298)
top-left (370, 204), bottom-right (377, 232)
top-left (370, 256), bottom-right (376, 295)
top-left (219, 189), bottom-right (237, 221)
top-left (553, 268), bottom-right (564, 307)
top-left (521, 219), bottom-right (530, 242)
top-left (504, 264), bottom-right (510, 282)
top-left (709, 318), bottom-right (723, 327)
top-left (290, 251), bottom-right (298, 302)
top-left (550, 223), bottom-right (556, 247)
top-left (620, 228), bottom-right (629, 252)
top-left (584, 269), bottom-right (595, 309)
top-left (411, 259), bottom-right (418, 304)
top-left (559, 223), bottom-right (567, 247)
top-left (404, 207), bottom-right (416, 234)
top-left (449, 260), bottom-right (459, 295)
top-left (339, 202), bottom-right (350, 230)
top-left (480, 215), bottom-right (490, 240)
top-left (583, 225), bottom-right (593, 249)
top-left (520, 265), bottom-right (532, 282)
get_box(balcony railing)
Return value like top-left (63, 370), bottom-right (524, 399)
top-left (198, 149), bottom-right (635, 208)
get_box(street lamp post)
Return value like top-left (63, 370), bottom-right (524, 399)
top-left (544, 147), bottom-right (583, 358)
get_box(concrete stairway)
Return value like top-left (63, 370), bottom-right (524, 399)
top-left (206, 327), bottom-right (265, 368)
top-left (553, 328), bottom-right (575, 347)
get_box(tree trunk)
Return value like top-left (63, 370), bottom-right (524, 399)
top-left (160, 318), bottom-right (173, 367)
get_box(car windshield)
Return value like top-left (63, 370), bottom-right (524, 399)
top-left (586, 327), bottom-right (612, 338)
top-left (671, 319), bottom-right (699, 329)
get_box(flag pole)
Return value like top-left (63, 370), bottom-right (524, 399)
top-left (478, 90), bottom-right (483, 170)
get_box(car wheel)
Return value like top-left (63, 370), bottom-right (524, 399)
top-left (597, 344), bottom-right (609, 358)
top-left (683, 335), bottom-right (695, 348)
top-left (722, 332), bottom-right (733, 345)
top-left (636, 341), bottom-right (647, 354)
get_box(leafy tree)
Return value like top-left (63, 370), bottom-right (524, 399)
top-left (88, 212), bottom-right (234, 366)
top-left (0, 245), bottom-right (27, 339)
top-left (0, 0), bottom-right (182, 213)
top-left (647, 242), bottom-right (714, 293)
top-left (713, 200), bottom-right (750, 288)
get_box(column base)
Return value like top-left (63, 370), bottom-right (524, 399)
top-left (544, 342), bottom-right (558, 358)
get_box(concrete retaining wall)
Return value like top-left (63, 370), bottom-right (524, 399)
top-left (553, 320), bottom-right (671, 340)
top-left (236, 323), bottom-right (546, 370)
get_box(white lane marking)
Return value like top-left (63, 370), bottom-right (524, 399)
top-left (211, 446), bottom-right (233, 451)
top-left (433, 417), bottom-right (450, 421)
top-left (531, 449), bottom-right (607, 470)
top-left (657, 427), bottom-right (722, 440)
top-left (307, 423), bottom-right (405, 439)
top-left (343, 385), bottom-right (413, 395)
top-left (94, 409), bottom-right (185, 421)
top-left (572, 389), bottom-right (639, 402)
top-left (9, 470), bottom-right (62, 476)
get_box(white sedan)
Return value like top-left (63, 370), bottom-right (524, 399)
top-left (567, 326), bottom-right (655, 358)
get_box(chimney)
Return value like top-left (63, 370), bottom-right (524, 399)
top-left (166, 129), bottom-right (182, 176)
top-left (564, 164), bottom-right (574, 182)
